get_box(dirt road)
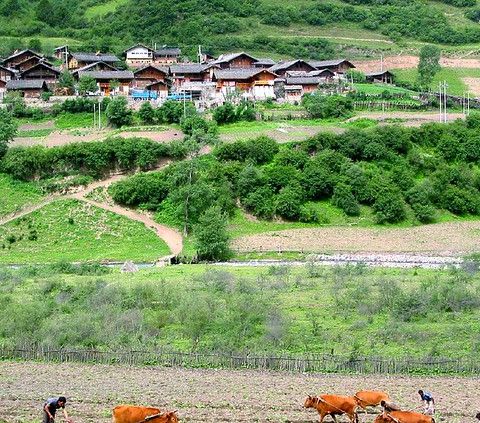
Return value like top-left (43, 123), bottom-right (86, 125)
top-left (356, 55), bottom-right (480, 72)
top-left (0, 361), bottom-right (478, 422)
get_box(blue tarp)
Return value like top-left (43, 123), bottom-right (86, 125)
top-left (131, 90), bottom-right (158, 100)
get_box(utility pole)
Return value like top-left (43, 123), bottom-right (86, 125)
top-left (443, 81), bottom-right (448, 123)
top-left (380, 53), bottom-right (384, 72)
top-left (98, 100), bottom-right (101, 130)
top-left (439, 82), bottom-right (442, 123)
top-left (198, 45), bottom-right (202, 64)
top-left (93, 103), bottom-right (96, 128)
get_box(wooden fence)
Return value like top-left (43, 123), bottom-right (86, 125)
top-left (1, 345), bottom-right (479, 375)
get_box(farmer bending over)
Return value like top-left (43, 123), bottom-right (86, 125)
top-left (418, 390), bottom-right (435, 415)
top-left (43, 396), bottom-right (72, 423)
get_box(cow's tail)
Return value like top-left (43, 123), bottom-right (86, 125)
top-left (431, 418), bottom-right (436, 423)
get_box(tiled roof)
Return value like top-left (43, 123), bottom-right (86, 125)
top-left (155, 47), bottom-right (181, 56)
top-left (78, 70), bottom-right (134, 80)
top-left (7, 79), bottom-right (47, 89)
top-left (309, 59), bottom-right (355, 69)
top-left (71, 52), bottom-right (119, 63)
top-left (72, 61), bottom-right (118, 74)
top-left (269, 60), bottom-right (314, 73)
top-left (169, 64), bottom-right (211, 74)
top-left (134, 64), bottom-right (169, 75)
top-left (214, 68), bottom-right (275, 80)
top-left (254, 58), bottom-right (276, 66)
top-left (213, 52), bottom-right (258, 64)
top-left (4, 49), bottom-right (42, 62)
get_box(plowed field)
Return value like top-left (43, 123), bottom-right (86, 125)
top-left (0, 362), bottom-right (478, 422)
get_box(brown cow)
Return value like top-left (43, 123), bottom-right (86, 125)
top-left (112, 405), bottom-right (178, 423)
top-left (304, 395), bottom-right (358, 423)
top-left (354, 391), bottom-right (390, 410)
top-left (374, 411), bottom-right (435, 423)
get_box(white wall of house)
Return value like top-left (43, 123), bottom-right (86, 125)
top-left (252, 85), bottom-right (275, 100)
top-left (126, 47), bottom-right (154, 66)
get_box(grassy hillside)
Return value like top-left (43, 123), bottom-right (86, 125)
top-left (1, 264), bottom-right (479, 360)
top-left (0, 199), bottom-right (170, 263)
top-left (1, 0), bottom-right (480, 59)
top-left (0, 174), bottom-right (44, 217)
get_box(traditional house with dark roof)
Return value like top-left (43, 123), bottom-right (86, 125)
top-left (269, 60), bottom-right (316, 77)
top-left (308, 59), bottom-right (355, 74)
top-left (68, 52), bottom-right (120, 70)
top-left (154, 47), bottom-right (181, 64)
top-left (14, 56), bottom-right (51, 72)
top-left (54, 45), bottom-right (69, 61)
top-left (3, 49), bottom-right (42, 69)
top-left (213, 52), bottom-right (258, 69)
top-left (133, 64), bottom-right (169, 89)
top-left (253, 58), bottom-right (276, 68)
top-left (124, 44), bottom-right (155, 67)
top-left (6, 79), bottom-right (49, 98)
top-left (365, 70), bottom-right (394, 84)
top-left (0, 79), bottom-right (6, 98)
top-left (0, 65), bottom-right (16, 82)
top-left (71, 61), bottom-right (118, 79)
top-left (213, 68), bottom-right (277, 99)
top-left (77, 70), bottom-right (134, 96)
top-left (145, 80), bottom-right (168, 97)
top-left (169, 64), bottom-right (216, 88)
top-left (20, 62), bottom-right (61, 83)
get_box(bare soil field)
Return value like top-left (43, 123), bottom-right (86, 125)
top-left (232, 221), bottom-right (480, 256)
top-left (0, 362), bottom-right (478, 422)
top-left (462, 78), bottom-right (480, 96)
top-left (356, 55), bottom-right (480, 72)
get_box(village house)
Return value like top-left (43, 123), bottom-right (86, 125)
top-left (68, 52), bottom-right (120, 70)
top-left (123, 44), bottom-right (155, 67)
top-left (144, 81), bottom-right (169, 98)
top-left (77, 70), bottom-right (134, 96)
top-left (14, 56), bottom-right (52, 73)
top-left (3, 49), bottom-right (43, 70)
top-left (154, 47), bottom-right (181, 64)
top-left (0, 79), bottom-right (6, 99)
top-left (71, 61), bottom-right (118, 79)
top-left (6, 79), bottom-right (49, 98)
top-left (253, 58), bottom-right (276, 69)
top-left (169, 64), bottom-right (216, 88)
top-left (0, 65), bottom-right (16, 82)
top-left (54, 45), bottom-right (69, 61)
top-left (213, 52), bottom-right (259, 69)
top-left (20, 62), bottom-right (60, 84)
top-left (309, 59), bottom-right (355, 74)
top-left (132, 64), bottom-right (169, 89)
top-left (269, 60), bottom-right (316, 77)
top-left (365, 70), bottom-right (395, 84)
top-left (213, 68), bottom-right (277, 100)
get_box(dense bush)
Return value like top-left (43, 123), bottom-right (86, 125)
top-left (302, 93), bottom-right (354, 119)
top-left (214, 136), bottom-right (279, 164)
top-left (105, 96), bottom-right (133, 128)
top-left (332, 183), bottom-right (360, 216)
top-left (1, 137), bottom-right (185, 180)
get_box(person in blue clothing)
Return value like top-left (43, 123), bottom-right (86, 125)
top-left (418, 390), bottom-right (435, 415)
top-left (42, 396), bottom-right (72, 423)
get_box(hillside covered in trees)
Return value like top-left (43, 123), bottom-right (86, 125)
top-left (1, 0), bottom-right (480, 59)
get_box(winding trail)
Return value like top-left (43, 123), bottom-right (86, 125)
top-left (0, 160), bottom-right (184, 260)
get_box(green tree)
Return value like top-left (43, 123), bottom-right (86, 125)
top-left (194, 205), bottom-right (232, 261)
top-left (36, 0), bottom-right (55, 25)
top-left (0, 109), bottom-right (17, 158)
top-left (28, 38), bottom-right (42, 53)
top-left (418, 45), bottom-right (441, 88)
top-left (105, 96), bottom-right (133, 128)
top-left (138, 101), bottom-right (156, 124)
top-left (58, 70), bottom-right (75, 93)
top-left (77, 75), bottom-right (98, 96)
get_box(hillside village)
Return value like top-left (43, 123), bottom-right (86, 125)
top-left (0, 44), bottom-right (394, 106)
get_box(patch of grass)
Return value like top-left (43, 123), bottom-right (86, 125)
top-left (16, 129), bottom-right (53, 138)
top-left (54, 112), bottom-right (107, 129)
top-left (2, 264), bottom-right (480, 359)
top-left (84, 0), bottom-right (129, 19)
top-left (0, 199), bottom-right (170, 263)
top-left (394, 67), bottom-right (480, 96)
top-left (0, 174), bottom-right (44, 217)
top-left (353, 83), bottom-right (418, 96)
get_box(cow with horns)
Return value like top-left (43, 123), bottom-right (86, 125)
top-left (304, 394), bottom-right (359, 423)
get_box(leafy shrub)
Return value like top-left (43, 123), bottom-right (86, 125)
top-left (275, 184), bottom-right (306, 220)
top-left (138, 101), bottom-right (156, 124)
top-left (242, 186), bottom-right (275, 219)
top-left (332, 183), bottom-right (360, 216)
top-left (371, 181), bottom-right (407, 223)
top-left (299, 203), bottom-right (325, 223)
top-left (302, 93), bottom-right (353, 119)
top-left (105, 96), bottom-right (133, 128)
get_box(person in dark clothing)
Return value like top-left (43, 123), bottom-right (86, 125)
top-left (418, 390), bottom-right (435, 415)
top-left (42, 396), bottom-right (72, 423)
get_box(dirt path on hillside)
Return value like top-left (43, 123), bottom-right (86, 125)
top-left (0, 161), bottom-right (183, 260)
top-left (1, 361), bottom-right (479, 422)
top-left (232, 221), bottom-right (480, 257)
top-left (11, 128), bottom-right (184, 148)
top-left (356, 55), bottom-right (480, 72)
